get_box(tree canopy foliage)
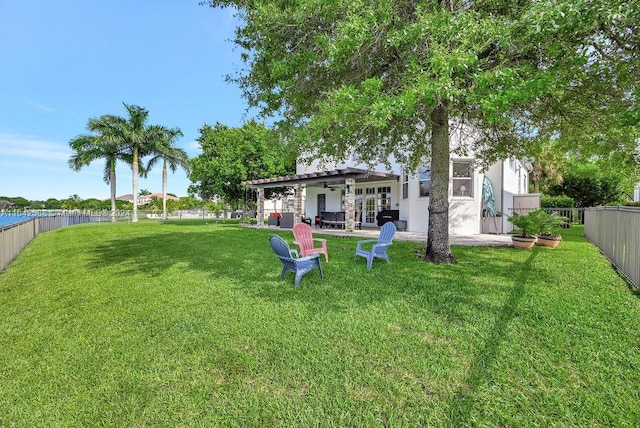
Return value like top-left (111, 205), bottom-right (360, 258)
top-left (0, 196), bottom-right (31, 208)
top-left (548, 157), bottom-right (634, 207)
top-left (206, 0), bottom-right (638, 263)
top-left (189, 120), bottom-right (296, 207)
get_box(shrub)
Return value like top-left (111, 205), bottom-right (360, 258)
top-left (541, 196), bottom-right (574, 208)
top-left (538, 211), bottom-right (569, 237)
top-left (237, 216), bottom-right (257, 225)
top-left (507, 209), bottom-right (545, 238)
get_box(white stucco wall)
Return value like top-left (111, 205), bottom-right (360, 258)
top-left (482, 159), bottom-right (531, 233)
top-left (449, 162), bottom-right (483, 235)
top-left (290, 147), bottom-right (531, 234)
top-left (262, 197), bottom-right (290, 218)
top-left (401, 174), bottom-right (429, 233)
top-left (296, 155), bottom-right (401, 176)
top-left (303, 186), bottom-right (345, 217)
top-left (400, 160), bottom-right (482, 234)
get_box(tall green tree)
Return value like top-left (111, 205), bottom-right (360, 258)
top-left (79, 198), bottom-right (103, 210)
top-left (0, 197), bottom-right (30, 208)
top-left (44, 198), bottom-right (62, 210)
top-left (68, 117), bottom-right (133, 221)
top-left (529, 140), bottom-right (566, 194)
top-left (206, 0), bottom-right (638, 263)
top-left (549, 157), bottom-right (636, 207)
top-left (189, 120), bottom-right (295, 209)
top-left (146, 128), bottom-right (190, 220)
top-left (61, 194), bottom-right (82, 210)
top-left (177, 196), bottom-right (203, 210)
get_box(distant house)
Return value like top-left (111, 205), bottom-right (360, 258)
top-left (0, 200), bottom-right (16, 209)
top-left (116, 193), bottom-right (178, 205)
top-left (634, 184), bottom-right (640, 202)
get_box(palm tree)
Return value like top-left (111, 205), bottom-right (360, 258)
top-left (68, 118), bottom-right (133, 221)
top-left (146, 127), bottom-right (190, 220)
top-left (71, 103), bottom-right (177, 223)
top-left (531, 142), bottom-right (566, 194)
top-left (105, 103), bottom-right (173, 223)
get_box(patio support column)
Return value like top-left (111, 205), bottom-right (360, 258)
top-left (293, 184), bottom-right (303, 226)
top-left (345, 178), bottom-right (356, 231)
top-left (257, 187), bottom-right (265, 228)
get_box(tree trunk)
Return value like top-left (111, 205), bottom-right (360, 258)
top-left (162, 159), bottom-right (168, 220)
top-left (110, 160), bottom-right (117, 222)
top-left (132, 147), bottom-right (139, 223)
top-left (425, 102), bottom-right (456, 264)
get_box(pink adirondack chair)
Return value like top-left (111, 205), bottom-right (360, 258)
top-left (292, 223), bottom-right (329, 262)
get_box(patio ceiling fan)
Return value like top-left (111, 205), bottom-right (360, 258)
top-left (322, 182), bottom-right (339, 191)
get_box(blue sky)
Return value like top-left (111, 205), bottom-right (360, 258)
top-left (0, 0), bottom-right (252, 201)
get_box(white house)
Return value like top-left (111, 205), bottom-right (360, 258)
top-left (116, 193), bottom-right (179, 205)
top-left (245, 117), bottom-right (536, 234)
top-left (246, 151), bottom-right (533, 235)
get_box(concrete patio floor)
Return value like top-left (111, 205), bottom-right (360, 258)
top-left (256, 225), bottom-right (513, 247)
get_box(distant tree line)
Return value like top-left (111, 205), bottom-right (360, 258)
top-left (69, 104), bottom-right (292, 220)
top-left (0, 195), bottom-right (219, 212)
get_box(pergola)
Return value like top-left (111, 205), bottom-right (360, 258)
top-left (244, 167), bottom-right (398, 231)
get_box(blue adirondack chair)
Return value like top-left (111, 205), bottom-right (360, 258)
top-left (269, 235), bottom-right (324, 286)
top-left (354, 221), bottom-right (397, 269)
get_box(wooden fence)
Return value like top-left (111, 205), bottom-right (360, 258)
top-left (585, 206), bottom-right (640, 290)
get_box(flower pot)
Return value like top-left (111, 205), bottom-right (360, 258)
top-left (511, 236), bottom-right (537, 250)
top-left (537, 235), bottom-right (561, 249)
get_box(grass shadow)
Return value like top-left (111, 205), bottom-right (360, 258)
top-left (444, 249), bottom-right (540, 424)
top-left (83, 225), bottom-right (557, 322)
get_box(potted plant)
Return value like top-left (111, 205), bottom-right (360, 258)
top-left (536, 211), bottom-right (568, 249)
top-left (507, 209), bottom-right (544, 249)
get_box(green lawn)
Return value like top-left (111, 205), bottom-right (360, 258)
top-left (1, 221), bottom-right (639, 427)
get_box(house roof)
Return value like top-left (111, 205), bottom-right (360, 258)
top-left (243, 167), bottom-right (399, 189)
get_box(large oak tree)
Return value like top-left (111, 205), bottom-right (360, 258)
top-left (206, 0), bottom-right (638, 263)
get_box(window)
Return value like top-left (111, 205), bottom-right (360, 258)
top-left (377, 186), bottom-right (391, 211)
top-left (452, 161), bottom-right (473, 197)
top-left (419, 166), bottom-right (431, 197)
top-left (355, 188), bottom-right (363, 220)
top-left (402, 173), bottom-right (409, 199)
top-left (365, 187), bottom-right (376, 223)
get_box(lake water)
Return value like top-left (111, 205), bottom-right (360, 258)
top-left (0, 215), bottom-right (32, 228)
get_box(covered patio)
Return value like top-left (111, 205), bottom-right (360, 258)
top-left (243, 222), bottom-right (513, 246)
top-left (244, 167), bottom-right (399, 232)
